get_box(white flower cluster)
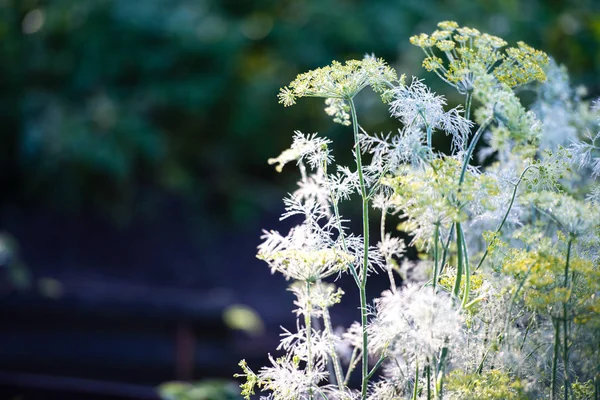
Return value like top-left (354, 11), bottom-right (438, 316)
top-left (390, 77), bottom-right (472, 151)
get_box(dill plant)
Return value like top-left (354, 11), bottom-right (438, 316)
top-left (237, 21), bottom-right (600, 400)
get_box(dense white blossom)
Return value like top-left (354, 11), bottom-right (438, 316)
top-left (389, 77), bottom-right (472, 151)
top-left (257, 354), bottom-right (327, 400)
top-left (268, 131), bottom-right (333, 172)
top-left (368, 285), bottom-right (465, 362)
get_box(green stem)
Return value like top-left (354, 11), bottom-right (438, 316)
top-left (344, 347), bottom-right (360, 386)
top-left (459, 224), bottom-right (471, 308)
top-left (458, 116), bottom-right (494, 186)
top-left (412, 361), bottom-right (420, 400)
top-left (419, 110), bottom-right (432, 150)
top-left (440, 224), bottom-right (455, 276)
top-left (451, 117), bottom-right (492, 305)
top-left (436, 347), bottom-right (448, 400)
top-left (563, 238), bottom-right (573, 400)
top-left (367, 353), bottom-right (387, 380)
top-left (322, 303), bottom-right (345, 391)
top-left (349, 99), bottom-right (371, 400)
top-left (504, 262), bottom-right (536, 340)
top-left (465, 91), bottom-right (473, 121)
top-left (452, 222), bottom-right (464, 298)
top-left (381, 207), bottom-right (397, 292)
top-left (427, 364), bottom-right (431, 400)
top-left (551, 318), bottom-right (560, 400)
top-left (305, 281), bottom-right (314, 400)
top-left (433, 224), bottom-right (440, 293)
top-left (475, 165), bottom-right (535, 271)
top-left (519, 312), bottom-right (536, 352)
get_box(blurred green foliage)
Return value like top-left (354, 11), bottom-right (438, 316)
top-left (2, 0), bottom-right (599, 224)
top-left (158, 380), bottom-right (241, 400)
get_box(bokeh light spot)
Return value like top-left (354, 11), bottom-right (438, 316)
top-left (240, 13), bottom-right (273, 41)
top-left (22, 9), bottom-right (45, 34)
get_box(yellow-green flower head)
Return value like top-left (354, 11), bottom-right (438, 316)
top-left (422, 56), bottom-right (444, 72)
top-left (436, 40), bottom-right (456, 52)
top-left (410, 33), bottom-right (436, 48)
top-left (437, 21), bottom-right (459, 31)
top-left (475, 33), bottom-right (507, 49)
top-left (453, 34), bottom-right (469, 44)
top-left (457, 27), bottom-right (481, 38)
top-left (277, 57), bottom-right (397, 107)
top-left (431, 30), bottom-right (452, 41)
top-left (410, 22), bottom-right (549, 92)
top-left (494, 41), bottom-right (549, 86)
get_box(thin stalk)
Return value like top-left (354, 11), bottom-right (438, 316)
top-left (418, 110), bottom-right (432, 150)
top-left (312, 317), bottom-right (336, 386)
top-left (436, 346), bottom-right (448, 400)
top-left (432, 224), bottom-right (440, 293)
top-left (381, 207), bottom-right (397, 292)
top-left (504, 262), bottom-right (536, 341)
top-left (330, 193), bottom-right (360, 287)
top-left (465, 91), bottom-right (473, 121)
top-left (344, 347), bottom-right (360, 385)
top-left (322, 304), bottom-right (345, 391)
top-left (563, 238), bottom-right (573, 400)
top-left (458, 116), bottom-right (494, 186)
top-left (475, 165), bottom-right (535, 271)
top-left (366, 353), bottom-right (387, 380)
top-left (439, 224), bottom-right (455, 276)
top-left (305, 281), bottom-right (314, 400)
top-left (476, 344), bottom-right (492, 375)
top-left (595, 351), bottom-right (599, 400)
top-left (551, 318), bottom-right (560, 400)
top-left (452, 222), bottom-right (464, 298)
top-left (451, 116), bottom-right (492, 305)
top-left (349, 99), bottom-right (371, 400)
top-left (426, 364), bottom-right (431, 400)
top-left (519, 312), bottom-right (536, 352)
top-left (412, 361), bottom-right (420, 400)
top-left (459, 224), bottom-right (471, 308)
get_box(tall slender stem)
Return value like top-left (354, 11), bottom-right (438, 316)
top-left (440, 224), bottom-right (454, 275)
top-left (305, 281), bottom-right (314, 400)
top-left (344, 347), bottom-right (360, 385)
top-left (563, 238), bottom-right (573, 400)
top-left (426, 364), bottom-right (431, 400)
top-left (322, 304), bottom-right (345, 391)
top-left (349, 99), bottom-right (371, 400)
top-left (465, 91), bottom-right (473, 121)
top-left (436, 346), bottom-right (448, 400)
top-left (452, 222), bottom-right (464, 298)
top-left (432, 224), bottom-right (440, 293)
top-left (458, 224), bottom-right (471, 308)
top-left (459, 116), bottom-right (493, 186)
top-left (381, 207), bottom-right (397, 292)
top-left (412, 361), bottom-right (420, 400)
top-left (452, 117), bottom-right (492, 305)
top-left (475, 165), bottom-right (535, 271)
top-left (551, 318), bottom-right (560, 400)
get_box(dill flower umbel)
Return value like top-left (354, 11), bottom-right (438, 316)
top-left (277, 57), bottom-right (399, 107)
top-left (410, 21), bottom-right (548, 93)
top-left (258, 225), bottom-right (354, 282)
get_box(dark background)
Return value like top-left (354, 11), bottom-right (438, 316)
top-left (0, 0), bottom-right (599, 398)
